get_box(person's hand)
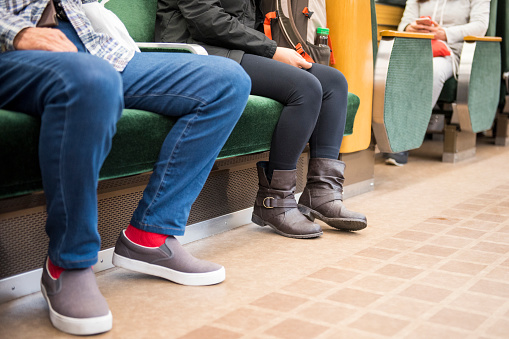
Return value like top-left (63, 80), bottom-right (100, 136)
top-left (272, 47), bottom-right (312, 69)
top-left (405, 20), bottom-right (434, 33)
top-left (426, 24), bottom-right (448, 41)
top-left (13, 27), bottom-right (78, 52)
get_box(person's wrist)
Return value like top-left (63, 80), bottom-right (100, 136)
top-left (13, 27), bottom-right (30, 50)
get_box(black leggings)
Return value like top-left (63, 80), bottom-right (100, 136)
top-left (240, 54), bottom-right (348, 174)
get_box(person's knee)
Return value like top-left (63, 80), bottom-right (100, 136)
top-left (58, 54), bottom-right (124, 124)
top-left (317, 66), bottom-right (348, 94)
top-left (293, 72), bottom-right (323, 107)
top-left (333, 69), bottom-right (348, 93)
top-left (204, 57), bottom-right (251, 121)
top-left (212, 57), bottom-right (251, 101)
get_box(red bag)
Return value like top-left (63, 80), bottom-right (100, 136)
top-left (431, 39), bottom-right (451, 57)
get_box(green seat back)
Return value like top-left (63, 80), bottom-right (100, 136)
top-left (104, 0), bottom-right (157, 42)
top-left (497, 0), bottom-right (509, 100)
top-left (498, 0), bottom-right (509, 73)
top-left (371, 0), bottom-right (378, 64)
top-left (486, 0), bottom-right (499, 37)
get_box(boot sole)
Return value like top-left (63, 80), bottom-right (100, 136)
top-left (41, 283), bottom-right (112, 335)
top-left (298, 205), bottom-right (367, 231)
top-left (112, 253), bottom-right (225, 286)
top-left (251, 213), bottom-right (323, 239)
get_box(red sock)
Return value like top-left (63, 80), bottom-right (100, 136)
top-left (125, 224), bottom-right (168, 247)
top-left (47, 258), bottom-right (65, 280)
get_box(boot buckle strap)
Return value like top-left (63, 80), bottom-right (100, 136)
top-left (263, 197), bottom-right (275, 209)
top-left (311, 191), bottom-right (343, 208)
top-left (262, 197), bottom-right (298, 209)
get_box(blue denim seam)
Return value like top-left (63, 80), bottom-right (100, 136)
top-left (54, 84), bottom-right (70, 264)
top-left (138, 105), bottom-right (206, 227)
top-left (130, 222), bottom-right (185, 234)
top-left (123, 93), bottom-right (208, 107)
top-left (32, 66), bottom-right (72, 266)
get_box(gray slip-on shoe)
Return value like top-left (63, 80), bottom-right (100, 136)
top-left (112, 230), bottom-right (225, 286)
top-left (40, 259), bottom-right (112, 335)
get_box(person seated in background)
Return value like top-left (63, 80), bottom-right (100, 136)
top-left (0, 0), bottom-right (251, 335)
top-left (384, 0), bottom-right (490, 166)
top-left (154, 0), bottom-right (368, 239)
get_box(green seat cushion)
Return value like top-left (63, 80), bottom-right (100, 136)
top-left (437, 77), bottom-right (458, 103)
top-left (0, 93), bottom-right (359, 198)
top-left (0, 109), bottom-right (42, 197)
top-left (345, 93), bottom-right (359, 135)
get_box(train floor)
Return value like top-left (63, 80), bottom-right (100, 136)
top-left (2, 135), bottom-right (509, 339)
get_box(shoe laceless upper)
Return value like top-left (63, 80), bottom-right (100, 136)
top-left (116, 232), bottom-right (222, 274)
top-left (41, 265), bottom-right (109, 318)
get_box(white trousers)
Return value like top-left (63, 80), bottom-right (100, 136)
top-left (432, 55), bottom-right (454, 107)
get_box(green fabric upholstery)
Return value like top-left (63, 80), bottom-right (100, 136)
top-left (0, 93), bottom-right (359, 198)
top-left (486, 0), bottom-right (498, 37)
top-left (0, 110), bottom-right (42, 197)
top-left (104, 0), bottom-right (156, 43)
top-left (371, 0), bottom-right (378, 64)
top-left (345, 93), bottom-right (360, 135)
top-left (468, 41), bottom-right (502, 132)
top-left (0, 96), bottom-right (277, 198)
top-left (437, 78), bottom-right (458, 103)
top-left (498, 0), bottom-right (509, 73)
top-left (383, 37), bottom-right (433, 152)
top-left (496, 0), bottom-right (508, 101)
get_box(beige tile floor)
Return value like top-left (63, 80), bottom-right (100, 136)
top-left (2, 136), bottom-right (509, 338)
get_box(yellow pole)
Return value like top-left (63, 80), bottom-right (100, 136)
top-left (327, 0), bottom-right (374, 153)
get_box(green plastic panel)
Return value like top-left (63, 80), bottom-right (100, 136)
top-left (384, 37), bottom-right (433, 152)
top-left (468, 41), bottom-right (502, 132)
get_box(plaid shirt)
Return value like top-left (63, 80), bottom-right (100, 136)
top-left (0, 0), bottom-right (134, 71)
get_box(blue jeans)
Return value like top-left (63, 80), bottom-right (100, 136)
top-left (0, 22), bottom-right (250, 268)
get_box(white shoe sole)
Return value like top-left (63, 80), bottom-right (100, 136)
top-left (385, 158), bottom-right (405, 166)
top-left (112, 253), bottom-right (225, 286)
top-left (41, 283), bottom-right (112, 335)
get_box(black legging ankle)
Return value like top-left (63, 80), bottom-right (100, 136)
top-left (240, 54), bottom-right (348, 175)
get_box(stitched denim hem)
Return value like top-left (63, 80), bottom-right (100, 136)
top-left (129, 219), bottom-right (186, 236)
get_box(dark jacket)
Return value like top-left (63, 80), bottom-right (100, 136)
top-left (155, 0), bottom-right (277, 63)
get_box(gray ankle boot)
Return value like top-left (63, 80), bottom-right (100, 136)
top-left (252, 162), bottom-right (322, 239)
top-left (298, 158), bottom-right (367, 231)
